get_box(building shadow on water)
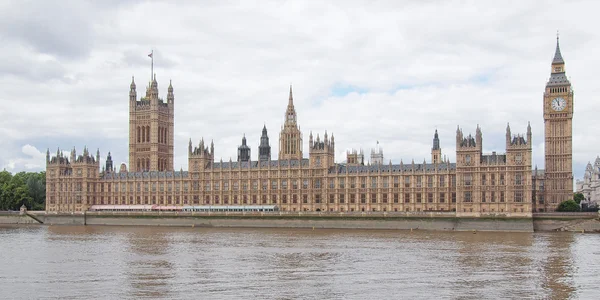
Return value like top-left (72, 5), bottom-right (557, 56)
top-left (123, 227), bottom-right (176, 299)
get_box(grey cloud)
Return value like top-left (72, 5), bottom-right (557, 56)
top-left (1, 0), bottom-right (599, 182)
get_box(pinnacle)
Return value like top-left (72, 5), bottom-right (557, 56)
top-left (553, 35), bottom-right (565, 65)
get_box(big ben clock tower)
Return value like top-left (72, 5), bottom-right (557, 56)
top-left (543, 35), bottom-right (574, 210)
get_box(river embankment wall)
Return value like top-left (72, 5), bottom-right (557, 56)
top-left (26, 211), bottom-right (535, 232)
top-left (6, 211), bottom-right (600, 232)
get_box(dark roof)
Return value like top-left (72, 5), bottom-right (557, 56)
top-left (102, 170), bottom-right (189, 180)
top-left (546, 72), bottom-right (570, 87)
top-left (330, 163), bottom-right (456, 174)
top-left (553, 39), bottom-right (564, 64)
top-left (213, 159), bottom-right (309, 169)
top-left (481, 154), bottom-right (506, 164)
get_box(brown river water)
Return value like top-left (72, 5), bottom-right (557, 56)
top-left (0, 225), bottom-right (599, 300)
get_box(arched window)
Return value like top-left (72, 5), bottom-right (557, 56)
top-left (146, 158), bottom-right (150, 171)
top-left (146, 126), bottom-right (150, 143)
top-left (165, 129), bottom-right (168, 144)
top-left (137, 127), bottom-right (141, 143)
top-left (137, 158), bottom-right (140, 172)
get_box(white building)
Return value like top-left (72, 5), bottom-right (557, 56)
top-left (576, 156), bottom-right (600, 206)
top-left (370, 141), bottom-right (384, 165)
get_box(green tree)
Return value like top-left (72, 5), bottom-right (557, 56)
top-left (0, 171), bottom-right (45, 211)
top-left (557, 200), bottom-right (580, 212)
top-left (573, 192), bottom-right (585, 204)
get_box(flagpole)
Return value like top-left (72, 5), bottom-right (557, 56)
top-left (151, 49), bottom-right (154, 81)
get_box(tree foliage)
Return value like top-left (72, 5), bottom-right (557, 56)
top-left (573, 192), bottom-right (585, 204)
top-left (0, 170), bottom-right (46, 211)
top-left (557, 200), bottom-right (580, 212)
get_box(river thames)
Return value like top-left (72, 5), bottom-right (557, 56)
top-left (1, 225), bottom-right (599, 299)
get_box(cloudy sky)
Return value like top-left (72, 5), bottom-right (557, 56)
top-left (0, 0), bottom-right (598, 180)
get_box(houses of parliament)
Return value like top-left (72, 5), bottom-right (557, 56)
top-left (45, 38), bottom-right (575, 216)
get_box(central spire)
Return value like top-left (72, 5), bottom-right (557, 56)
top-left (553, 34), bottom-right (564, 65)
top-left (288, 84), bottom-right (294, 107)
top-left (285, 85), bottom-right (297, 125)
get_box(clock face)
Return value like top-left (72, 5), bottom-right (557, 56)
top-left (551, 97), bottom-right (566, 111)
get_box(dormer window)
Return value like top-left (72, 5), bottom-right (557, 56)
top-left (554, 67), bottom-right (562, 72)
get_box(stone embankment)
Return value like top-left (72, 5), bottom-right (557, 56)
top-left (532, 212), bottom-right (600, 232)
top-left (26, 211), bottom-right (535, 232)
top-left (4, 211), bottom-right (600, 233)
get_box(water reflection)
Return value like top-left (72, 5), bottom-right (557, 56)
top-left (538, 233), bottom-right (576, 300)
top-left (123, 228), bottom-right (175, 299)
top-left (0, 225), bottom-right (598, 299)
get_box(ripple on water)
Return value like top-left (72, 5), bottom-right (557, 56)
top-left (0, 226), bottom-right (598, 299)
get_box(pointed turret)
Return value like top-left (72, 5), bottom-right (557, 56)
top-left (167, 79), bottom-right (174, 104)
top-left (432, 129), bottom-right (440, 150)
top-left (259, 124), bottom-right (271, 162)
top-left (46, 148), bottom-right (50, 164)
top-left (552, 35), bottom-right (564, 65)
top-left (431, 129), bottom-right (442, 164)
top-left (527, 121), bottom-right (532, 145)
top-left (237, 134), bottom-right (251, 162)
top-left (284, 84), bottom-right (297, 126)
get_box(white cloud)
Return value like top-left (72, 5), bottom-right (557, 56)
top-left (0, 0), bottom-right (598, 180)
top-left (3, 145), bottom-right (46, 172)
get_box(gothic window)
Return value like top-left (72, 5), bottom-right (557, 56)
top-left (404, 193), bottom-right (410, 203)
top-left (464, 191), bottom-right (472, 202)
top-left (371, 193), bottom-right (376, 203)
top-left (439, 193), bottom-right (445, 203)
top-left (339, 178), bottom-right (345, 189)
top-left (303, 179), bottom-right (309, 189)
top-left (464, 174), bottom-right (472, 186)
top-left (439, 175), bottom-right (445, 187)
top-left (361, 177), bottom-right (366, 188)
top-left (428, 193), bottom-right (433, 203)
top-left (427, 176), bottom-right (433, 188)
top-left (416, 176), bottom-right (422, 188)
top-left (515, 174), bottom-right (522, 185)
top-left (137, 127), bottom-right (141, 143)
top-left (371, 178), bottom-right (377, 188)
top-left (339, 194), bottom-right (345, 203)
top-left (515, 191), bottom-right (523, 202)
top-left (404, 177), bottom-right (410, 188)
top-left (416, 193), bottom-right (422, 203)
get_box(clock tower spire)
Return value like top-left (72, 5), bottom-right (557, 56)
top-left (543, 34), bottom-right (574, 211)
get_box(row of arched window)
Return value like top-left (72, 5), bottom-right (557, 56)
top-left (137, 158), bottom-right (150, 172)
top-left (136, 157), bottom-right (169, 172)
top-left (136, 125), bottom-right (169, 144)
top-left (550, 87), bottom-right (568, 93)
top-left (158, 127), bottom-right (168, 144)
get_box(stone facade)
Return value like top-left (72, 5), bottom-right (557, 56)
top-left (576, 157), bottom-right (600, 205)
top-left (45, 39), bottom-right (577, 215)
